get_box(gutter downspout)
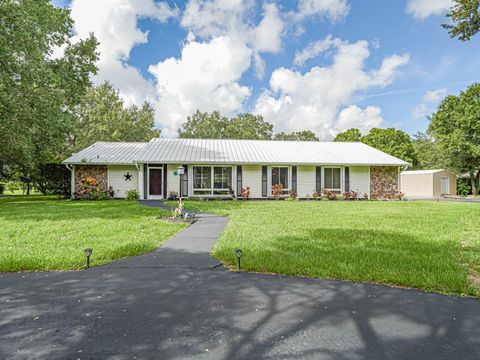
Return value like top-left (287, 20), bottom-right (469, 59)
top-left (134, 161), bottom-right (144, 199)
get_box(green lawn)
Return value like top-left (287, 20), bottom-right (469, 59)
top-left (0, 196), bottom-right (186, 271)
top-left (173, 200), bottom-right (480, 297)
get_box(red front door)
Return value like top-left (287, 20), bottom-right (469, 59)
top-left (148, 168), bottom-right (163, 198)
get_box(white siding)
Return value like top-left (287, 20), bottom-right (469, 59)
top-left (108, 165), bottom-right (139, 198)
top-left (167, 164), bottom-right (180, 197)
top-left (242, 165), bottom-right (263, 198)
top-left (297, 165), bottom-right (316, 198)
top-left (349, 166), bottom-right (369, 197)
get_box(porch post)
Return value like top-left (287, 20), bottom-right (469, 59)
top-left (138, 164), bottom-right (144, 199)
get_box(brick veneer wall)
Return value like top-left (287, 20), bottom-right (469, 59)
top-left (74, 165), bottom-right (108, 198)
top-left (370, 166), bottom-right (399, 200)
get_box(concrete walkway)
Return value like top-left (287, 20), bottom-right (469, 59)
top-left (104, 211), bottom-right (228, 269)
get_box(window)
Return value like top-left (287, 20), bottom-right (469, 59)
top-left (271, 167), bottom-right (288, 188)
top-left (213, 167), bottom-right (232, 195)
top-left (193, 166), bottom-right (211, 195)
top-left (193, 166), bottom-right (232, 195)
top-left (324, 167), bottom-right (341, 191)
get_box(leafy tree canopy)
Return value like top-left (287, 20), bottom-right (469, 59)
top-left (334, 128), bottom-right (362, 142)
top-left (178, 111), bottom-right (273, 139)
top-left (335, 127), bottom-right (417, 165)
top-left (71, 82), bottom-right (159, 150)
top-left (428, 83), bottom-right (480, 194)
top-left (411, 132), bottom-right (449, 170)
top-left (443, 0), bottom-right (480, 41)
top-left (274, 130), bottom-right (319, 141)
top-left (361, 128), bottom-right (417, 165)
top-left (0, 0), bottom-right (98, 175)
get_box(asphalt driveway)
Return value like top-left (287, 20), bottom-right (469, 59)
top-left (1, 207), bottom-right (479, 359)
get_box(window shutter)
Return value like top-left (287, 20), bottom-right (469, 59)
top-left (181, 165), bottom-right (188, 197)
top-left (163, 164), bottom-right (167, 199)
top-left (344, 167), bottom-right (350, 192)
top-left (262, 166), bottom-right (267, 197)
top-left (143, 164), bottom-right (148, 199)
top-left (236, 166), bottom-right (242, 196)
top-left (291, 166), bottom-right (297, 193)
top-left (315, 166), bottom-right (322, 192)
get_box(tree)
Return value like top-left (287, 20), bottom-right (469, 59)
top-left (0, 0), bottom-right (98, 183)
top-left (178, 111), bottom-right (273, 139)
top-left (411, 132), bottom-right (449, 170)
top-left (274, 130), bottom-right (319, 141)
top-left (70, 82), bottom-right (159, 150)
top-left (228, 113), bottom-right (273, 140)
top-left (334, 128), bottom-right (362, 142)
top-left (428, 83), bottom-right (480, 194)
top-left (443, 0), bottom-right (480, 41)
top-left (360, 128), bottom-right (417, 165)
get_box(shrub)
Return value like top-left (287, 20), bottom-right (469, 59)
top-left (343, 190), bottom-right (358, 200)
top-left (322, 188), bottom-right (338, 200)
top-left (241, 186), bottom-right (250, 200)
top-left (272, 183), bottom-right (283, 200)
top-left (457, 177), bottom-right (471, 196)
top-left (77, 177), bottom-right (112, 200)
top-left (35, 163), bottom-right (71, 198)
top-left (89, 190), bottom-right (111, 200)
top-left (288, 191), bottom-right (297, 200)
top-left (169, 191), bottom-right (179, 200)
top-left (126, 189), bottom-right (139, 201)
top-left (0, 183), bottom-right (4, 194)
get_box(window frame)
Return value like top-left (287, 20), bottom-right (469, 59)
top-left (323, 166), bottom-right (342, 192)
top-left (192, 165), bottom-right (233, 196)
top-left (271, 166), bottom-right (289, 194)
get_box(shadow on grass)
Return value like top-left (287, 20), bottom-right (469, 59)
top-left (0, 247), bottom-right (479, 360)
top-left (215, 228), bottom-right (473, 296)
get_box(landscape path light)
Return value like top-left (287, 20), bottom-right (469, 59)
top-left (235, 248), bottom-right (243, 271)
top-left (84, 248), bottom-right (93, 269)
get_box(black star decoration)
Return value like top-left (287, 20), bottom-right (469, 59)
top-left (124, 172), bottom-right (133, 181)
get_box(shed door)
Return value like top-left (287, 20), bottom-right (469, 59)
top-left (440, 177), bottom-right (449, 195)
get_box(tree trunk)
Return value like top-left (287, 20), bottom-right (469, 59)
top-left (470, 170), bottom-right (478, 196)
top-left (475, 169), bottom-right (480, 195)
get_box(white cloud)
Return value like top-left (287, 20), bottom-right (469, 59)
top-left (411, 88), bottom-right (447, 119)
top-left (145, 0), bottom-right (285, 135)
top-left (69, 0), bottom-right (178, 106)
top-left (406, 0), bottom-right (451, 19)
top-left (254, 3), bottom-right (284, 54)
top-left (296, 0), bottom-right (350, 21)
top-left (148, 36), bottom-right (252, 136)
top-left (293, 35), bottom-right (343, 66)
top-left (255, 37), bottom-right (409, 139)
top-left (335, 105), bottom-right (383, 133)
top-left (423, 88), bottom-right (447, 102)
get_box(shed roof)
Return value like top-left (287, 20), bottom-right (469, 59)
top-left (63, 139), bottom-right (410, 166)
top-left (401, 169), bottom-right (447, 175)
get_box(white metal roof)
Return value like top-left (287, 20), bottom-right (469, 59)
top-left (63, 142), bottom-right (146, 165)
top-left (401, 169), bottom-right (446, 175)
top-left (63, 139), bottom-right (410, 166)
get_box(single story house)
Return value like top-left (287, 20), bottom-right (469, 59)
top-left (62, 139), bottom-right (409, 200)
top-left (401, 169), bottom-right (457, 198)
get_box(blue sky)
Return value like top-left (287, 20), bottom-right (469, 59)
top-left (53, 0), bottom-right (479, 138)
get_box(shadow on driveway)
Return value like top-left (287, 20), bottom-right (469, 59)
top-left (0, 252), bottom-right (479, 360)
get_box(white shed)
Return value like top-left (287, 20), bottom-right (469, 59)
top-left (401, 169), bottom-right (457, 197)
